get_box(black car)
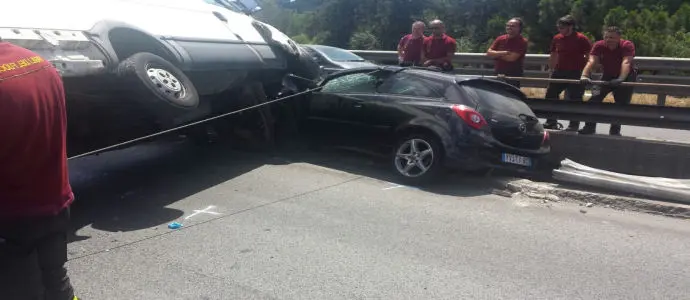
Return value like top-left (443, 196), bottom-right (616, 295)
top-left (293, 65), bottom-right (551, 184)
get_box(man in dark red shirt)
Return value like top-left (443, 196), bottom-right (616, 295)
top-left (543, 15), bottom-right (592, 131)
top-left (422, 19), bottom-right (457, 71)
top-left (0, 41), bottom-right (77, 300)
top-left (486, 17), bottom-right (529, 88)
top-left (579, 26), bottom-right (637, 135)
top-left (397, 21), bottom-right (426, 66)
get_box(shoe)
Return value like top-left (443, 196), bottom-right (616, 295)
top-left (609, 132), bottom-right (621, 136)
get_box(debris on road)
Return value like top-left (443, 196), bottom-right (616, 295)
top-left (168, 222), bottom-right (183, 230)
top-left (553, 159), bottom-right (690, 204)
top-left (502, 178), bottom-right (690, 219)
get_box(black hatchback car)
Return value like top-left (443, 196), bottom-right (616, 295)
top-left (293, 65), bottom-right (551, 184)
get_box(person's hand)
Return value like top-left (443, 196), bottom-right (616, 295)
top-left (579, 76), bottom-right (591, 85)
top-left (608, 78), bottom-right (624, 86)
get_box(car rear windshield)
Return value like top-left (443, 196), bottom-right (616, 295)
top-left (469, 86), bottom-right (534, 115)
top-left (312, 46), bottom-right (366, 62)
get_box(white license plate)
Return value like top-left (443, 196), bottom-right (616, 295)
top-left (501, 153), bottom-right (532, 167)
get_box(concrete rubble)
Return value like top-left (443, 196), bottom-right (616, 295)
top-left (500, 177), bottom-right (690, 220)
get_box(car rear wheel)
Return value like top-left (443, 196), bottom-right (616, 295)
top-left (392, 133), bottom-right (444, 185)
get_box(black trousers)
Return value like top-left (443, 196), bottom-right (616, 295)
top-left (545, 70), bottom-right (586, 128)
top-left (0, 208), bottom-right (75, 300)
top-left (582, 71), bottom-right (637, 134)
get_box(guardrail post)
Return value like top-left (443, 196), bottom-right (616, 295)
top-left (657, 94), bottom-right (667, 106)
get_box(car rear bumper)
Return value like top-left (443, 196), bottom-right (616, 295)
top-left (444, 141), bottom-right (552, 173)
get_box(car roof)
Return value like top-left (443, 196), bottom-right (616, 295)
top-left (320, 65), bottom-right (525, 98)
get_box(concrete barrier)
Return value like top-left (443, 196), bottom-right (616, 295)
top-left (547, 131), bottom-right (690, 179)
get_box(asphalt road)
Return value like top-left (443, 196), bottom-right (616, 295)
top-left (64, 139), bottom-right (690, 300)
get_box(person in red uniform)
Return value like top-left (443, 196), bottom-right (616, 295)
top-left (397, 21), bottom-right (426, 66)
top-left (486, 17), bottom-right (529, 88)
top-left (422, 19), bottom-right (457, 71)
top-left (579, 26), bottom-right (637, 136)
top-left (543, 15), bottom-right (592, 131)
top-left (0, 40), bottom-right (78, 300)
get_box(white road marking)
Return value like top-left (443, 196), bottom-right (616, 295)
top-left (184, 205), bottom-right (221, 220)
top-left (383, 185), bottom-right (405, 190)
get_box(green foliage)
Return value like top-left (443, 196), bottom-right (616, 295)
top-left (260, 0), bottom-right (690, 57)
top-left (349, 31), bottom-right (381, 50)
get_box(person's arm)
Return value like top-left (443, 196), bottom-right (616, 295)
top-left (548, 38), bottom-right (558, 71)
top-left (617, 41), bottom-right (635, 80)
top-left (397, 36), bottom-right (406, 59)
top-left (500, 38), bottom-right (527, 62)
top-left (581, 55), bottom-right (599, 78)
top-left (486, 37), bottom-right (508, 58)
top-left (444, 38), bottom-right (457, 64)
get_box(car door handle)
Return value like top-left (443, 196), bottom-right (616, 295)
top-left (353, 101), bottom-right (364, 108)
top-left (213, 11), bottom-right (228, 22)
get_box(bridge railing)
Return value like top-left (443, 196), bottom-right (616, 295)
top-left (349, 50), bottom-right (690, 106)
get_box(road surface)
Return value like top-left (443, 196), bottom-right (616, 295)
top-left (61, 139), bottom-right (689, 299)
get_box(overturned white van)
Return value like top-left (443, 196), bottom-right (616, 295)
top-left (0, 0), bottom-right (321, 156)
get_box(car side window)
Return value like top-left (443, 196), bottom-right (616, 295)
top-left (378, 73), bottom-right (443, 98)
top-left (321, 73), bottom-right (379, 94)
top-left (203, 0), bottom-right (242, 12)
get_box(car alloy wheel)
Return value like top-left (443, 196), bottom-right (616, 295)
top-left (394, 138), bottom-right (435, 178)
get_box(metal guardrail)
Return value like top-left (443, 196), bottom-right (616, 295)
top-left (350, 50), bottom-right (690, 106)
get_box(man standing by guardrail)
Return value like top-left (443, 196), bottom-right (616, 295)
top-left (543, 15), bottom-right (592, 131)
top-left (422, 20), bottom-right (457, 71)
top-left (486, 17), bottom-right (528, 88)
top-left (579, 26), bottom-right (637, 136)
top-left (397, 21), bottom-right (426, 67)
top-left (0, 41), bottom-right (78, 300)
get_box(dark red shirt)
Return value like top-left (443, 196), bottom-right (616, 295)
top-left (0, 42), bottom-right (73, 221)
top-left (489, 34), bottom-right (528, 73)
top-left (550, 32), bottom-right (592, 71)
top-left (590, 39), bottom-right (635, 77)
top-left (423, 34), bottom-right (457, 63)
top-left (398, 34), bottom-right (425, 63)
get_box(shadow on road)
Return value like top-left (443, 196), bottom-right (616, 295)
top-left (66, 133), bottom-right (530, 242)
top-left (66, 138), bottom-right (266, 242)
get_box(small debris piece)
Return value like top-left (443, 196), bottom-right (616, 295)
top-left (586, 203), bottom-right (594, 208)
top-left (546, 195), bottom-right (560, 202)
top-left (168, 222), bottom-right (183, 230)
top-left (492, 189), bottom-right (513, 198)
top-left (580, 209), bottom-right (587, 214)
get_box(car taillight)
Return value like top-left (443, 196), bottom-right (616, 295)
top-left (451, 105), bottom-right (487, 129)
top-left (542, 130), bottom-right (550, 144)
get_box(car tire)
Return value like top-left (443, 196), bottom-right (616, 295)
top-left (391, 133), bottom-right (445, 185)
top-left (116, 52), bottom-right (200, 126)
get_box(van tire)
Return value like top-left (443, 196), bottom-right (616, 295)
top-left (116, 52), bottom-right (200, 125)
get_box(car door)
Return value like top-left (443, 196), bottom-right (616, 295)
top-left (372, 72), bottom-right (447, 137)
top-left (305, 70), bottom-right (386, 145)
